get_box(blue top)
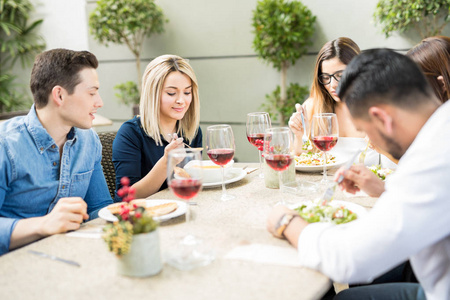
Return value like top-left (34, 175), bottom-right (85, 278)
top-left (112, 116), bottom-right (202, 202)
top-left (0, 106), bottom-right (113, 255)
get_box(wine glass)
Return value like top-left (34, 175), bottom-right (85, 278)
top-left (166, 148), bottom-right (214, 270)
top-left (246, 112), bottom-right (272, 178)
top-left (263, 127), bottom-right (293, 204)
top-left (206, 124), bottom-right (235, 201)
top-left (310, 113), bottom-right (339, 184)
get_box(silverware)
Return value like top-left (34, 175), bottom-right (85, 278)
top-left (300, 111), bottom-right (309, 145)
top-left (358, 140), bottom-right (370, 164)
top-left (319, 149), bottom-right (362, 205)
top-left (168, 133), bottom-right (203, 150)
top-left (28, 250), bottom-right (81, 267)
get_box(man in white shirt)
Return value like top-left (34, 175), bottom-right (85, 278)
top-left (267, 49), bottom-right (450, 300)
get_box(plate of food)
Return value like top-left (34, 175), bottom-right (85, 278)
top-left (202, 167), bottom-right (246, 188)
top-left (98, 199), bottom-right (187, 222)
top-left (290, 200), bottom-right (367, 224)
top-left (294, 152), bottom-right (346, 172)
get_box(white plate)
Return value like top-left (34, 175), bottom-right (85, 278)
top-left (202, 168), bottom-right (246, 188)
top-left (289, 200), bottom-right (368, 221)
top-left (98, 199), bottom-right (187, 222)
top-left (295, 156), bottom-right (347, 172)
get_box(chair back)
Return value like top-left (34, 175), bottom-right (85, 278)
top-left (98, 131), bottom-right (117, 199)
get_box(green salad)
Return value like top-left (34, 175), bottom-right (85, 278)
top-left (368, 165), bottom-right (394, 180)
top-left (294, 203), bottom-right (358, 224)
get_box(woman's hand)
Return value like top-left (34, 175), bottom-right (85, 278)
top-left (164, 133), bottom-right (184, 159)
top-left (289, 103), bottom-right (306, 137)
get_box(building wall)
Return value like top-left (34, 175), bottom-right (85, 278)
top-left (22, 0), bottom-right (450, 162)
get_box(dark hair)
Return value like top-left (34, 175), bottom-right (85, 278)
top-left (30, 49), bottom-right (98, 108)
top-left (309, 37), bottom-right (360, 119)
top-left (407, 36), bottom-right (450, 103)
top-left (337, 48), bottom-right (435, 118)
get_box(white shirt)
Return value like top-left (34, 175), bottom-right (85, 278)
top-left (298, 101), bottom-right (450, 300)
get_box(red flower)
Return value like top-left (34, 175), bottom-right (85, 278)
top-left (135, 212), bottom-right (142, 219)
top-left (120, 177), bottom-right (130, 187)
top-left (117, 188), bottom-right (125, 198)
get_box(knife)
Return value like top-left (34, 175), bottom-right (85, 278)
top-left (28, 250), bottom-right (81, 267)
top-left (319, 149), bottom-right (362, 205)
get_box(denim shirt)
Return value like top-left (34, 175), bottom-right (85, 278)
top-left (0, 106), bottom-right (113, 255)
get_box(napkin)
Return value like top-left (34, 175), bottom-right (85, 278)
top-left (66, 224), bottom-right (103, 239)
top-left (224, 243), bottom-right (302, 268)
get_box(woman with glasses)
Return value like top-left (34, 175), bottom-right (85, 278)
top-left (289, 38), bottom-right (396, 168)
top-left (289, 37), bottom-right (364, 156)
top-left (112, 55), bottom-right (202, 202)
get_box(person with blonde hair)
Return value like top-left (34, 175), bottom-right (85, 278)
top-left (113, 55), bottom-right (201, 201)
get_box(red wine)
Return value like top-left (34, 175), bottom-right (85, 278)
top-left (312, 136), bottom-right (338, 152)
top-left (207, 149), bottom-right (234, 166)
top-left (247, 133), bottom-right (271, 148)
top-left (170, 179), bottom-right (202, 200)
top-left (247, 133), bottom-right (265, 148)
top-left (265, 154), bottom-right (293, 171)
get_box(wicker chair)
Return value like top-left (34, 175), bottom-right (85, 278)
top-left (98, 131), bottom-right (117, 199)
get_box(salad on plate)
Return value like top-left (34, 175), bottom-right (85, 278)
top-left (295, 151), bottom-right (337, 167)
top-left (294, 200), bottom-right (360, 224)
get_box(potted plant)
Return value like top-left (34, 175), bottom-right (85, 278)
top-left (374, 0), bottom-right (450, 38)
top-left (252, 0), bottom-right (316, 125)
top-left (103, 177), bottom-right (162, 277)
top-left (0, 0), bottom-right (45, 114)
top-left (89, 0), bottom-right (167, 116)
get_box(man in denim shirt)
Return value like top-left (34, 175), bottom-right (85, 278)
top-left (0, 49), bottom-right (113, 255)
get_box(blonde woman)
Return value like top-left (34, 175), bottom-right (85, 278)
top-left (112, 55), bottom-right (201, 201)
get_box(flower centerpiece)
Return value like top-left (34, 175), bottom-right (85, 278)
top-left (103, 177), bottom-right (162, 277)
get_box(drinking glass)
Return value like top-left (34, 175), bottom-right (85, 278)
top-left (310, 113), bottom-right (339, 184)
top-left (166, 148), bottom-right (214, 270)
top-left (206, 124), bottom-right (235, 201)
top-left (263, 127), bottom-right (293, 204)
top-left (246, 112), bottom-right (272, 178)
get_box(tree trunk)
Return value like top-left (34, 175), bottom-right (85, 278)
top-left (136, 53), bottom-right (142, 94)
top-left (279, 63), bottom-right (288, 125)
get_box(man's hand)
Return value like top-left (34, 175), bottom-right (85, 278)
top-left (334, 164), bottom-right (385, 197)
top-left (267, 205), bottom-right (296, 237)
top-left (267, 205), bottom-right (308, 248)
top-left (40, 197), bottom-right (89, 235)
top-left (9, 197), bottom-right (89, 250)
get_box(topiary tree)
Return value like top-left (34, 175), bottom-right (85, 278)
top-left (89, 0), bottom-right (167, 107)
top-left (0, 0), bottom-right (45, 113)
top-left (252, 0), bottom-right (315, 125)
top-left (374, 0), bottom-right (450, 38)
top-left (261, 83), bottom-right (309, 123)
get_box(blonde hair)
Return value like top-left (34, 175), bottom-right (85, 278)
top-left (139, 55), bottom-right (200, 146)
top-left (308, 37), bottom-right (360, 125)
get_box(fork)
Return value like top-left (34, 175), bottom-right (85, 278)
top-left (319, 149), bottom-right (361, 205)
top-left (358, 140), bottom-right (370, 164)
top-left (300, 111), bottom-right (309, 145)
top-left (167, 133), bottom-right (202, 150)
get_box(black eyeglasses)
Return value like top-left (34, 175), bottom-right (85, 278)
top-left (318, 70), bottom-right (344, 85)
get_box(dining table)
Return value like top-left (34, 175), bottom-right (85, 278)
top-left (0, 162), bottom-right (377, 300)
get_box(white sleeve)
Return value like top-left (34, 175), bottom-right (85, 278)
top-left (297, 112), bottom-right (450, 284)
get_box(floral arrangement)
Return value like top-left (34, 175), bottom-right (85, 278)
top-left (103, 177), bottom-right (159, 257)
